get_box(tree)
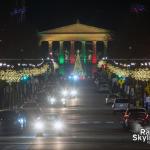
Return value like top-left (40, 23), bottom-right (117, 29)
top-left (73, 50), bottom-right (85, 77)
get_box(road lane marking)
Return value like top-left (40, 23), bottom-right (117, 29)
top-left (0, 135), bottom-right (131, 145)
top-left (80, 121), bottom-right (88, 124)
top-left (0, 136), bottom-right (35, 139)
top-left (105, 121), bottom-right (114, 124)
top-left (72, 136), bottom-right (77, 138)
top-left (93, 121), bottom-right (101, 124)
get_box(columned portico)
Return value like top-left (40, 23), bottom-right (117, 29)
top-left (39, 21), bottom-right (111, 64)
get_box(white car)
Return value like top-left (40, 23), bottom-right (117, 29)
top-left (33, 114), bottom-right (65, 136)
top-left (47, 96), bottom-right (67, 107)
top-left (105, 94), bottom-right (118, 104)
top-left (112, 98), bottom-right (129, 112)
top-left (61, 88), bottom-right (77, 98)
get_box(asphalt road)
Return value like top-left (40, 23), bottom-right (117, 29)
top-left (0, 80), bottom-right (150, 150)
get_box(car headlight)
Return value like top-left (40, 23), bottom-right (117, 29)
top-left (18, 118), bottom-right (24, 124)
top-left (50, 97), bottom-right (56, 104)
top-left (73, 75), bottom-right (79, 81)
top-left (34, 121), bottom-right (44, 130)
top-left (54, 120), bottom-right (64, 130)
top-left (71, 90), bottom-right (77, 96)
top-left (68, 76), bottom-right (72, 80)
top-left (61, 98), bottom-right (66, 104)
top-left (62, 90), bottom-right (68, 96)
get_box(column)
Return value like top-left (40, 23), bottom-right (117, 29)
top-left (49, 41), bottom-right (52, 52)
top-left (103, 40), bottom-right (108, 57)
top-left (59, 41), bottom-right (64, 64)
top-left (48, 41), bottom-right (53, 57)
top-left (59, 41), bottom-right (63, 53)
top-left (92, 41), bottom-right (97, 64)
top-left (70, 41), bottom-right (75, 64)
top-left (81, 41), bottom-right (86, 64)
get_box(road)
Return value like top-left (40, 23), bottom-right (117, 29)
top-left (0, 80), bottom-right (149, 150)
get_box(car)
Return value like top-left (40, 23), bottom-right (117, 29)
top-left (98, 84), bottom-right (110, 92)
top-left (112, 98), bottom-right (129, 113)
top-left (20, 101), bottom-right (42, 112)
top-left (19, 102), bottom-right (43, 129)
top-left (47, 95), bottom-right (67, 107)
top-left (61, 88), bottom-right (78, 99)
top-left (121, 108), bottom-right (150, 131)
top-left (105, 94), bottom-right (118, 104)
top-left (124, 108), bottom-right (147, 115)
top-left (32, 113), bottom-right (65, 136)
top-left (0, 110), bottom-right (26, 135)
top-left (20, 109), bottom-right (42, 129)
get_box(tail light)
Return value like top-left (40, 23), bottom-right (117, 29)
top-left (123, 111), bottom-right (128, 118)
top-left (145, 114), bottom-right (149, 120)
top-left (124, 115), bottom-right (129, 119)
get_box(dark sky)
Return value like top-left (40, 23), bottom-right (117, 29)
top-left (27, 0), bottom-right (134, 30)
top-left (0, 0), bottom-right (150, 58)
top-left (1, 0), bottom-right (149, 30)
top-left (27, 0), bottom-right (130, 30)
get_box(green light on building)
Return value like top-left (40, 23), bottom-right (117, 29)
top-left (59, 55), bottom-right (64, 64)
top-left (83, 56), bottom-right (86, 64)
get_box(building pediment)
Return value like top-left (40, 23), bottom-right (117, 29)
top-left (39, 22), bottom-right (111, 41)
top-left (40, 22), bottom-right (110, 34)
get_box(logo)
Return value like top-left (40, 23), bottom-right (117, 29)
top-left (132, 128), bottom-right (150, 144)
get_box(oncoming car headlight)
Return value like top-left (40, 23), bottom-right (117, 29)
top-left (62, 90), bottom-right (68, 96)
top-left (50, 97), bottom-right (56, 104)
top-left (73, 75), bottom-right (79, 81)
top-left (70, 90), bottom-right (77, 96)
top-left (54, 120), bottom-right (64, 130)
top-left (61, 98), bottom-right (66, 105)
top-left (34, 121), bottom-right (44, 130)
top-left (18, 118), bottom-right (24, 124)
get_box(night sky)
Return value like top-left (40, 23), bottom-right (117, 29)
top-left (0, 0), bottom-right (150, 58)
top-left (1, 0), bottom-right (148, 30)
top-left (25, 0), bottom-right (150, 31)
top-left (27, 0), bottom-right (130, 31)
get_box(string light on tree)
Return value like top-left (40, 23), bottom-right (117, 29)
top-left (0, 64), bottom-right (49, 83)
top-left (98, 60), bottom-right (150, 82)
top-left (73, 50), bottom-right (85, 78)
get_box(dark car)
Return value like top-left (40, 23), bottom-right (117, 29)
top-left (0, 110), bottom-right (26, 134)
top-left (19, 109), bottom-right (42, 130)
top-left (20, 101), bottom-right (42, 112)
top-left (121, 108), bottom-right (150, 129)
top-left (112, 98), bottom-right (129, 112)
